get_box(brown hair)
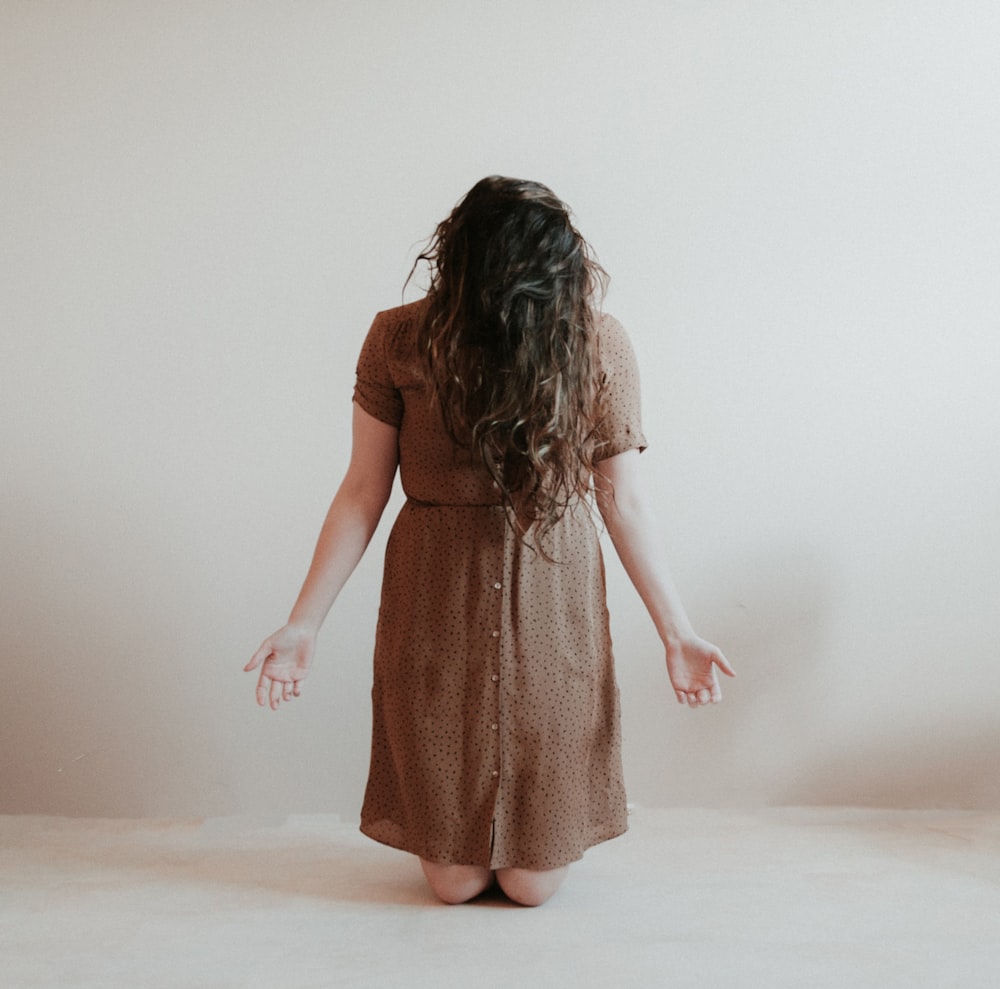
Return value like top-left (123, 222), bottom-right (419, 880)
top-left (413, 176), bottom-right (608, 546)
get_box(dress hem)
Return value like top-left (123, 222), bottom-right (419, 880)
top-left (358, 818), bottom-right (630, 872)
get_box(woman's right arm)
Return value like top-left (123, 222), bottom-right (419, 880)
top-left (244, 404), bottom-right (399, 709)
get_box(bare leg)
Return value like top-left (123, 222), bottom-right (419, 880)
top-left (495, 865), bottom-right (569, 907)
top-left (420, 858), bottom-right (494, 904)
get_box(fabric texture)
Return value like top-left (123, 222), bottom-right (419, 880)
top-left (354, 298), bottom-right (647, 870)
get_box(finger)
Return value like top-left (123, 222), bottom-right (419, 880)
top-left (255, 675), bottom-right (269, 708)
top-left (269, 677), bottom-right (283, 710)
top-left (282, 682), bottom-right (293, 702)
top-left (696, 688), bottom-right (711, 705)
top-left (245, 642), bottom-right (272, 672)
top-left (714, 649), bottom-right (736, 678)
top-left (709, 668), bottom-right (723, 702)
top-left (686, 692), bottom-right (698, 708)
top-left (292, 681), bottom-right (302, 698)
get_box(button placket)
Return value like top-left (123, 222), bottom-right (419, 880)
top-left (488, 519), bottom-right (516, 809)
top-left (487, 567), bottom-right (503, 785)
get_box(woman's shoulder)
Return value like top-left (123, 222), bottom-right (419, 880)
top-left (594, 309), bottom-right (627, 338)
top-left (372, 297), bottom-right (430, 330)
top-left (593, 310), bottom-right (638, 369)
top-left (368, 297), bottom-right (429, 353)
top-left (375, 296), bottom-right (430, 319)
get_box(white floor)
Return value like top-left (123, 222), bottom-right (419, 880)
top-left (3, 806), bottom-right (999, 988)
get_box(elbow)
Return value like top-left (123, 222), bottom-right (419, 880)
top-left (363, 490), bottom-right (393, 529)
top-left (350, 484), bottom-right (392, 534)
top-left (597, 481), bottom-right (645, 526)
top-left (333, 476), bottom-right (393, 537)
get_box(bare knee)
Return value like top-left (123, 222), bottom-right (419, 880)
top-left (495, 865), bottom-right (569, 907)
top-left (420, 859), bottom-right (494, 905)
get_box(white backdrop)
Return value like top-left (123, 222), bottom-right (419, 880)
top-left (2, 0), bottom-right (998, 819)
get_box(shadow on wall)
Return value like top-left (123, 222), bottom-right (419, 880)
top-left (619, 544), bottom-right (839, 807)
top-left (618, 541), bottom-right (1000, 812)
top-left (0, 489), bottom-right (230, 817)
top-left (774, 717), bottom-right (1000, 811)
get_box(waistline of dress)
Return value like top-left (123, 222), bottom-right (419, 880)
top-left (404, 496), bottom-right (506, 511)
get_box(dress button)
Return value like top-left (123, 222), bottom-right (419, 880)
top-left (490, 723), bottom-right (498, 731)
top-left (491, 674), bottom-right (499, 682)
top-left (493, 582), bottom-right (502, 590)
top-left (491, 770), bottom-right (499, 778)
top-left (491, 630), bottom-right (500, 638)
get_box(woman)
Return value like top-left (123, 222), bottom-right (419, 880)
top-left (245, 176), bottom-right (734, 906)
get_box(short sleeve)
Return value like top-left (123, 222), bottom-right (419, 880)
top-left (595, 313), bottom-right (648, 460)
top-left (353, 312), bottom-right (404, 427)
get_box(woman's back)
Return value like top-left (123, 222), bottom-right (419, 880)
top-left (354, 296), bottom-right (646, 509)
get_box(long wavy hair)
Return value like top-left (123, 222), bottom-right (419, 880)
top-left (413, 176), bottom-right (608, 546)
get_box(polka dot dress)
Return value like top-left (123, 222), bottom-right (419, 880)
top-left (353, 299), bottom-right (647, 870)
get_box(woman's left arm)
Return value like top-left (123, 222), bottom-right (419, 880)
top-left (594, 449), bottom-right (735, 707)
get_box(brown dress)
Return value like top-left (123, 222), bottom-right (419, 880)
top-left (353, 299), bottom-right (647, 870)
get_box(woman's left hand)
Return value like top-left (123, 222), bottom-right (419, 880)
top-left (664, 635), bottom-right (735, 707)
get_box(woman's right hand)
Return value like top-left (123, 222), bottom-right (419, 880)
top-left (244, 624), bottom-right (316, 710)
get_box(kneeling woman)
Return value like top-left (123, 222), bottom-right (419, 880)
top-left (245, 176), bottom-right (734, 906)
